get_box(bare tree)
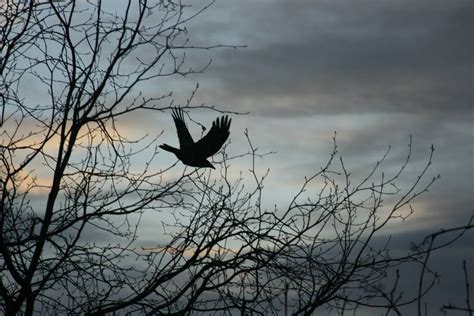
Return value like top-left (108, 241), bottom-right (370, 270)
top-left (1, 1), bottom-right (472, 315)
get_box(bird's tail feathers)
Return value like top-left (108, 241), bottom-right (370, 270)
top-left (159, 144), bottom-right (179, 154)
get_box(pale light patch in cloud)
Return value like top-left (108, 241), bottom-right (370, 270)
top-left (13, 169), bottom-right (51, 196)
top-left (384, 199), bottom-right (468, 235)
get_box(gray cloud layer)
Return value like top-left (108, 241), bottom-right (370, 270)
top-left (187, 0), bottom-right (473, 119)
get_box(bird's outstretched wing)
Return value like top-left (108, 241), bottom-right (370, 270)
top-left (172, 108), bottom-right (194, 148)
top-left (195, 115), bottom-right (231, 158)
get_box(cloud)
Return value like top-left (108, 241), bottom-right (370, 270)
top-left (184, 0), bottom-right (473, 119)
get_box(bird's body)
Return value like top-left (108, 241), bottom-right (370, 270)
top-left (160, 108), bottom-right (231, 169)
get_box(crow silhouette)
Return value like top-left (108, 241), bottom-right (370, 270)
top-left (160, 108), bottom-right (231, 169)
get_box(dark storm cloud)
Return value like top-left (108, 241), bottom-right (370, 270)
top-left (190, 0), bottom-right (473, 118)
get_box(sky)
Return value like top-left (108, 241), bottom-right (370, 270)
top-left (147, 1), bottom-right (473, 229)
top-left (207, 0), bottom-right (472, 216)
top-left (3, 0), bottom-right (473, 314)
top-left (146, 0), bottom-right (473, 313)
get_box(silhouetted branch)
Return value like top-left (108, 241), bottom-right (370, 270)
top-left (440, 256), bottom-right (474, 315)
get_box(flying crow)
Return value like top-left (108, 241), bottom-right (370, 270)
top-left (160, 108), bottom-right (231, 169)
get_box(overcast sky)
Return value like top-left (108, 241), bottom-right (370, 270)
top-left (148, 0), bottom-right (473, 228)
top-left (142, 0), bottom-right (473, 313)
